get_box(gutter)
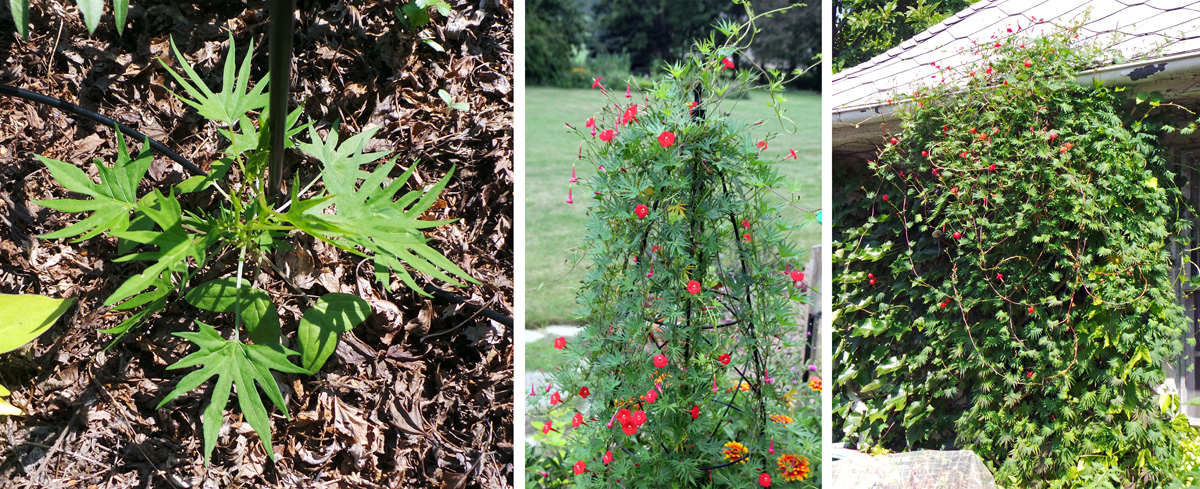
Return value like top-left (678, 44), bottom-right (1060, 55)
top-left (831, 51), bottom-right (1200, 130)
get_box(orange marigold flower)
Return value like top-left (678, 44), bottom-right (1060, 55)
top-left (769, 414), bottom-right (794, 425)
top-left (778, 453), bottom-right (810, 482)
top-left (809, 376), bottom-right (822, 393)
top-left (722, 441), bottom-right (749, 464)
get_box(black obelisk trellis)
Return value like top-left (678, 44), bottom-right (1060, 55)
top-left (267, 0), bottom-right (295, 201)
top-left (650, 84), bottom-right (769, 474)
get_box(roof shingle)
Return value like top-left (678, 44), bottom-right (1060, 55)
top-left (832, 0), bottom-right (1200, 112)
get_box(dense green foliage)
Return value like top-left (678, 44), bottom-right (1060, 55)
top-left (540, 11), bottom-right (820, 488)
top-left (833, 0), bottom-right (975, 73)
top-left (36, 36), bottom-right (472, 463)
top-left (833, 24), bottom-right (1196, 487)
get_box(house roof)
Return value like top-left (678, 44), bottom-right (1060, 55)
top-left (832, 0), bottom-right (1200, 159)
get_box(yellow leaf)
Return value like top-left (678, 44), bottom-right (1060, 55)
top-left (667, 203), bottom-right (688, 219)
top-left (1145, 177), bottom-right (1157, 188)
top-left (0, 397), bottom-right (22, 416)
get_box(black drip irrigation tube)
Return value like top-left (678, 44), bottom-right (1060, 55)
top-left (0, 10), bottom-right (514, 329)
top-left (0, 83), bottom-right (208, 177)
top-left (422, 284), bottom-right (514, 328)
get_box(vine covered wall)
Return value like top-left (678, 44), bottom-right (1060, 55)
top-left (834, 22), bottom-right (1195, 487)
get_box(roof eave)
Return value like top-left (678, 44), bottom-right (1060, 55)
top-left (832, 51), bottom-right (1200, 145)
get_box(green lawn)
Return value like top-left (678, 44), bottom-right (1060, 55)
top-left (524, 86), bottom-right (822, 327)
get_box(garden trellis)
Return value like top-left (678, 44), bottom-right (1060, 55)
top-left (542, 7), bottom-right (821, 487)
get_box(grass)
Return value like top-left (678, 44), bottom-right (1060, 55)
top-left (524, 86), bottom-right (822, 328)
top-left (525, 336), bottom-right (562, 372)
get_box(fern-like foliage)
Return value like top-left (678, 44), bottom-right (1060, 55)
top-left (157, 322), bottom-right (309, 463)
top-left (34, 132), bottom-right (151, 241)
top-left (293, 125), bottom-right (477, 292)
top-left (159, 33), bottom-right (269, 129)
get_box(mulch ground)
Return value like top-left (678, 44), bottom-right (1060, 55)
top-left (0, 0), bottom-right (513, 487)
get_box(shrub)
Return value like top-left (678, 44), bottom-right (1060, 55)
top-left (526, 0), bottom-right (586, 85)
top-left (536, 4), bottom-right (820, 487)
top-left (833, 20), bottom-right (1196, 487)
top-left (555, 47), bottom-right (635, 90)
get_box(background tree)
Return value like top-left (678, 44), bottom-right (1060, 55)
top-left (750, 0), bottom-right (821, 90)
top-left (590, 0), bottom-right (739, 74)
top-left (526, 0), bottom-right (586, 84)
top-left (833, 0), bottom-right (976, 73)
